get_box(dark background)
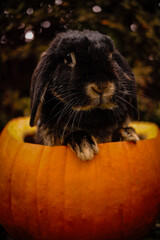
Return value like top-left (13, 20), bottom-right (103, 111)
top-left (0, 0), bottom-right (160, 239)
top-left (0, 0), bottom-right (160, 131)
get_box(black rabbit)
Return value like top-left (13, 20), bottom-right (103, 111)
top-left (30, 30), bottom-right (139, 160)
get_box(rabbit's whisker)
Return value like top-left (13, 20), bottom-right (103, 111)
top-left (120, 90), bottom-right (156, 102)
top-left (55, 98), bottom-right (77, 130)
top-left (118, 90), bottom-right (137, 98)
top-left (43, 94), bottom-right (60, 105)
top-left (52, 89), bottom-right (78, 102)
top-left (45, 96), bottom-right (69, 123)
top-left (71, 101), bottom-right (82, 131)
top-left (61, 98), bottom-right (84, 139)
top-left (60, 99), bottom-right (82, 139)
top-left (61, 110), bottom-right (75, 140)
top-left (116, 95), bottom-right (138, 113)
top-left (112, 108), bottom-right (121, 122)
top-left (46, 96), bottom-right (75, 124)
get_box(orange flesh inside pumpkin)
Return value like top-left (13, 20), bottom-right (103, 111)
top-left (0, 117), bottom-right (160, 240)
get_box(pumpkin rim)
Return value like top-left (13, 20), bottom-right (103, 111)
top-left (2, 116), bottom-right (159, 149)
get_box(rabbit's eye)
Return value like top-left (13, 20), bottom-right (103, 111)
top-left (65, 53), bottom-right (72, 63)
top-left (64, 52), bottom-right (76, 67)
top-left (109, 52), bottom-right (113, 59)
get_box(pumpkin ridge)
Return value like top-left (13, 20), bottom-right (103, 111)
top-left (63, 148), bottom-right (68, 239)
top-left (121, 143), bottom-right (135, 238)
top-left (35, 146), bottom-right (45, 239)
top-left (9, 141), bottom-right (23, 238)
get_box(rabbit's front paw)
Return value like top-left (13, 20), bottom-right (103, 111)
top-left (66, 131), bottom-right (99, 161)
top-left (119, 127), bottom-right (139, 142)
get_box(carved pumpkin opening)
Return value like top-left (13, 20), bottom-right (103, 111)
top-left (23, 118), bottom-right (159, 144)
top-left (24, 133), bottom-right (35, 143)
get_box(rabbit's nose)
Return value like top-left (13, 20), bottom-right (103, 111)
top-left (86, 83), bottom-right (110, 97)
top-left (91, 85), bottom-right (103, 95)
top-left (86, 82), bottom-right (115, 101)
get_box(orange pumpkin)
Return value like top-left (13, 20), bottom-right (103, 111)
top-left (0, 117), bottom-right (160, 240)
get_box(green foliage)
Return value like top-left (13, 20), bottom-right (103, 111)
top-left (0, 0), bottom-right (160, 130)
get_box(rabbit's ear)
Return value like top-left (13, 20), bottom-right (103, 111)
top-left (30, 34), bottom-right (62, 126)
top-left (30, 52), bottom-right (51, 126)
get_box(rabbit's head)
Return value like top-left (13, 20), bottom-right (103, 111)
top-left (30, 30), bottom-right (137, 127)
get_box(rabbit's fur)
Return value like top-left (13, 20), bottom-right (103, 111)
top-left (30, 30), bottom-right (139, 160)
